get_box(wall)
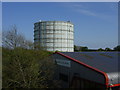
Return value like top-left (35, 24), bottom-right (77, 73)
top-left (34, 21), bottom-right (74, 52)
top-left (53, 53), bottom-right (106, 88)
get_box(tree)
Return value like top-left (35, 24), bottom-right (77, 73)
top-left (34, 42), bottom-right (43, 50)
top-left (98, 48), bottom-right (104, 51)
top-left (114, 45), bottom-right (120, 51)
top-left (74, 45), bottom-right (78, 52)
top-left (2, 25), bottom-right (33, 49)
top-left (74, 45), bottom-right (88, 52)
top-left (105, 47), bottom-right (112, 51)
top-left (80, 46), bottom-right (88, 51)
top-left (2, 25), bottom-right (60, 88)
top-left (2, 48), bottom-right (60, 88)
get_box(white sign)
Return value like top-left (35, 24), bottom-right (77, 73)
top-left (56, 59), bottom-right (71, 67)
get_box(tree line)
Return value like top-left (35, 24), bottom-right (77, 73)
top-left (74, 45), bottom-right (120, 52)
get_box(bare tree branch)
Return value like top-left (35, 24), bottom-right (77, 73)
top-left (2, 25), bottom-right (34, 49)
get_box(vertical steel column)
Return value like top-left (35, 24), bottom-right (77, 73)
top-left (53, 21), bottom-right (55, 51)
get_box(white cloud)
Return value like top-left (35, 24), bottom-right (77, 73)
top-left (76, 9), bottom-right (97, 16)
top-left (69, 4), bottom-right (98, 16)
top-left (68, 3), bottom-right (117, 18)
top-left (75, 8), bottom-right (117, 20)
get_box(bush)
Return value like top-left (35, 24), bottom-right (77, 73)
top-left (2, 47), bottom-right (59, 88)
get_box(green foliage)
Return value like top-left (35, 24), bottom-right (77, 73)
top-left (2, 47), bottom-right (59, 88)
top-left (98, 48), bottom-right (104, 51)
top-left (80, 46), bottom-right (88, 51)
top-left (74, 45), bottom-right (113, 52)
top-left (74, 45), bottom-right (77, 51)
top-left (105, 47), bottom-right (112, 51)
top-left (114, 45), bottom-right (120, 51)
top-left (98, 48), bottom-right (113, 51)
top-left (74, 45), bottom-right (88, 52)
top-left (2, 25), bottom-right (60, 88)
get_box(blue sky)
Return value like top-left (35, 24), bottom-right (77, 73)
top-left (2, 2), bottom-right (118, 49)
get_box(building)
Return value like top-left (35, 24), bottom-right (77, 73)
top-left (34, 21), bottom-right (74, 52)
top-left (52, 52), bottom-right (120, 89)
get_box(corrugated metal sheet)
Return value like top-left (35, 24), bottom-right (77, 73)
top-left (34, 21), bottom-right (74, 52)
top-left (59, 52), bottom-right (120, 85)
